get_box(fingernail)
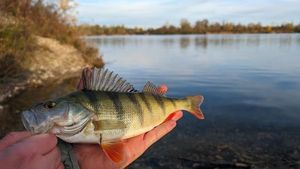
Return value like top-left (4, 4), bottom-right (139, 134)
top-left (157, 84), bottom-right (168, 94)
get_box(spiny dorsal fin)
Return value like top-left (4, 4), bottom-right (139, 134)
top-left (142, 81), bottom-right (164, 96)
top-left (84, 68), bottom-right (138, 92)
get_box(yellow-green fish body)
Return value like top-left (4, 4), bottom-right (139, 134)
top-left (57, 90), bottom-right (203, 143)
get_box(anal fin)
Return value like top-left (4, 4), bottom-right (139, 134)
top-left (101, 142), bottom-right (126, 163)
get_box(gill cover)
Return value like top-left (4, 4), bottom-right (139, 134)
top-left (52, 101), bottom-right (93, 135)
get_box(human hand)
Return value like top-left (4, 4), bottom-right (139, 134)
top-left (74, 67), bottom-right (183, 169)
top-left (0, 132), bottom-right (63, 169)
top-left (73, 111), bottom-right (183, 169)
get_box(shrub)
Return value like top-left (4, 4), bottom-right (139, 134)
top-left (0, 0), bottom-right (102, 86)
top-left (0, 15), bottom-right (35, 84)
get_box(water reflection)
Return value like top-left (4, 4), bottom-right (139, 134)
top-left (194, 37), bottom-right (208, 49)
top-left (179, 37), bottom-right (190, 49)
top-left (85, 34), bottom-right (300, 50)
top-left (85, 34), bottom-right (300, 168)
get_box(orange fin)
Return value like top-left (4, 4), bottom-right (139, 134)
top-left (186, 95), bottom-right (205, 119)
top-left (101, 142), bottom-right (125, 163)
top-left (163, 112), bottom-right (177, 122)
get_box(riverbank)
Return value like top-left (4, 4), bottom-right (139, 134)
top-left (0, 36), bottom-right (102, 103)
top-left (0, 0), bottom-right (103, 103)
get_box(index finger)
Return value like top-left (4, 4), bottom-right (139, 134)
top-left (13, 134), bottom-right (57, 155)
top-left (143, 120), bottom-right (176, 148)
top-left (143, 111), bottom-right (183, 147)
top-left (121, 117), bottom-right (179, 167)
top-left (0, 131), bottom-right (32, 151)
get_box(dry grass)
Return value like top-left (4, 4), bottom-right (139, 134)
top-left (0, 0), bottom-right (102, 87)
top-left (0, 15), bottom-right (34, 83)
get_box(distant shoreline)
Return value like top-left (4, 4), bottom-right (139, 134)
top-left (82, 32), bottom-right (300, 36)
top-left (77, 19), bottom-right (300, 36)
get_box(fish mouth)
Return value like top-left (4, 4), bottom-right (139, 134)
top-left (22, 110), bottom-right (53, 134)
top-left (21, 110), bottom-right (37, 133)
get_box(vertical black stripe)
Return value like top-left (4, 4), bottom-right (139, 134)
top-left (169, 99), bottom-right (177, 109)
top-left (126, 93), bottom-right (143, 125)
top-left (99, 133), bottom-right (102, 144)
top-left (82, 91), bottom-right (101, 112)
top-left (152, 94), bottom-right (166, 115)
top-left (139, 93), bottom-right (152, 114)
top-left (106, 92), bottom-right (125, 120)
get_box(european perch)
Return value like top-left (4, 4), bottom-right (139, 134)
top-left (21, 68), bottom-right (205, 163)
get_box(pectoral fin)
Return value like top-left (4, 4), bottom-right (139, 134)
top-left (93, 120), bottom-right (126, 131)
top-left (101, 142), bottom-right (126, 163)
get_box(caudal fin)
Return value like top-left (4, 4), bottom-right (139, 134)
top-left (186, 95), bottom-right (204, 119)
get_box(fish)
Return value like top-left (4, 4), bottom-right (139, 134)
top-left (21, 68), bottom-right (204, 163)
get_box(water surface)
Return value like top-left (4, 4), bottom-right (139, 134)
top-left (85, 34), bottom-right (300, 168)
top-left (1, 34), bottom-right (300, 169)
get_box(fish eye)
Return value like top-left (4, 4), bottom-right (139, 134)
top-left (44, 101), bottom-right (56, 109)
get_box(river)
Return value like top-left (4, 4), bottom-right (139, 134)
top-left (85, 34), bottom-right (300, 169)
top-left (2, 34), bottom-right (300, 168)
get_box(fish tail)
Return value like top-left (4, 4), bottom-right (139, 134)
top-left (186, 95), bottom-right (204, 119)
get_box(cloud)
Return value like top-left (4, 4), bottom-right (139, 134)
top-left (75, 0), bottom-right (300, 27)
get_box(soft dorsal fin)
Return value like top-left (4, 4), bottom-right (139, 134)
top-left (142, 81), bottom-right (164, 96)
top-left (83, 68), bottom-right (138, 92)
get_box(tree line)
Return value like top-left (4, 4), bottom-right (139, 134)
top-left (77, 19), bottom-right (300, 35)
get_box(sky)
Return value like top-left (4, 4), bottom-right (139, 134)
top-left (74, 0), bottom-right (300, 28)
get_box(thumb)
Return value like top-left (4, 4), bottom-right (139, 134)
top-left (157, 84), bottom-right (168, 95)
